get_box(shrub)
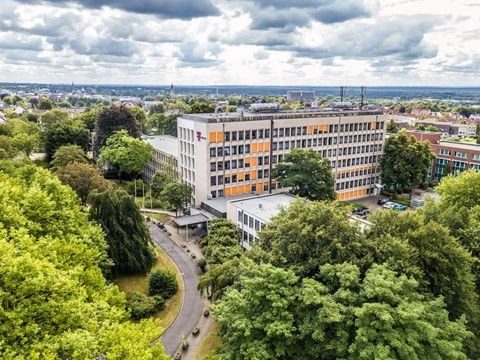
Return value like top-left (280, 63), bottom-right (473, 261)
top-left (148, 268), bottom-right (178, 299)
top-left (152, 295), bottom-right (165, 311)
top-left (126, 291), bottom-right (157, 319)
top-left (197, 258), bottom-right (207, 273)
top-left (127, 179), bottom-right (145, 197)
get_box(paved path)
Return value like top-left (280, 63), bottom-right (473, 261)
top-left (149, 225), bottom-right (204, 357)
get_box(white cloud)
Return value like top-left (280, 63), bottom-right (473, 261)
top-left (0, 0), bottom-right (478, 85)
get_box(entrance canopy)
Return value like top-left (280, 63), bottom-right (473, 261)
top-left (172, 213), bottom-right (210, 227)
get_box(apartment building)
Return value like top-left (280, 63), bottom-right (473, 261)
top-left (177, 109), bottom-right (386, 205)
top-left (143, 135), bottom-right (178, 183)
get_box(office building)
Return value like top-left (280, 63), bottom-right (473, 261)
top-left (177, 108), bottom-right (386, 206)
top-left (407, 130), bottom-right (480, 181)
top-left (143, 135), bottom-right (178, 183)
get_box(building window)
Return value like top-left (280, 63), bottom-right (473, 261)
top-left (249, 217), bottom-right (254, 228)
top-left (210, 176), bottom-right (216, 186)
top-left (210, 162), bottom-right (216, 171)
top-left (243, 214), bottom-right (248, 225)
top-left (455, 151), bottom-right (467, 158)
top-left (238, 211), bottom-right (242, 222)
top-left (210, 148), bottom-right (216, 157)
top-left (255, 219), bottom-right (260, 231)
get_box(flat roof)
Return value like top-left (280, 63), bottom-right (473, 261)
top-left (228, 193), bottom-right (296, 222)
top-left (172, 213), bottom-right (210, 227)
top-left (438, 141), bottom-right (480, 151)
top-left (202, 193), bottom-right (256, 215)
top-left (180, 109), bottom-right (382, 124)
top-left (144, 135), bottom-right (178, 157)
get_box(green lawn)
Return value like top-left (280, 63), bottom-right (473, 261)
top-left (194, 322), bottom-right (223, 360)
top-left (114, 248), bottom-right (184, 332)
top-left (143, 212), bottom-right (169, 223)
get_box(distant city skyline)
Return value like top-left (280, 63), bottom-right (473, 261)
top-left (0, 0), bottom-right (479, 86)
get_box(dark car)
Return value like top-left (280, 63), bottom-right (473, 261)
top-left (352, 207), bottom-right (368, 215)
top-left (156, 222), bottom-right (165, 229)
top-left (377, 198), bottom-right (389, 205)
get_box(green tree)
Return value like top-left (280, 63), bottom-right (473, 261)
top-left (88, 188), bottom-right (156, 276)
top-left (386, 119), bottom-right (399, 133)
top-left (259, 199), bottom-right (362, 278)
top-left (160, 182), bottom-right (192, 216)
top-left (94, 105), bottom-right (141, 154)
top-left (202, 219), bottom-right (241, 265)
top-left (55, 162), bottom-right (110, 205)
top-left (148, 269), bottom-right (178, 299)
top-left (50, 144), bottom-right (88, 170)
top-left (38, 96), bottom-right (53, 110)
top-left (75, 109), bottom-right (98, 132)
top-left (213, 260), bottom-right (470, 360)
top-left (380, 130), bottom-right (433, 194)
top-left (129, 106), bottom-right (147, 132)
top-left (273, 148), bottom-right (335, 200)
top-left (1, 118), bottom-right (41, 156)
top-left (0, 162), bottom-right (168, 359)
top-left (40, 109), bottom-right (69, 129)
top-left (425, 124), bottom-right (438, 132)
top-left (151, 168), bottom-right (176, 198)
top-left (44, 120), bottom-right (90, 161)
top-left (146, 113), bottom-right (178, 136)
top-left (99, 130), bottom-right (153, 179)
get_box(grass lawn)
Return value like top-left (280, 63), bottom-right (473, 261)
top-left (143, 212), bottom-right (169, 223)
top-left (194, 322), bottom-right (223, 360)
top-left (114, 248), bottom-right (184, 332)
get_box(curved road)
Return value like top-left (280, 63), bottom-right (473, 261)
top-left (149, 225), bottom-right (203, 356)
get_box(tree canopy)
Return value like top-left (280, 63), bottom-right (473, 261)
top-left (99, 130), bottom-right (152, 178)
top-left (212, 260), bottom-right (470, 360)
top-left (273, 148), bottom-right (335, 200)
top-left (94, 105), bottom-right (141, 154)
top-left (0, 162), bottom-right (167, 359)
top-left (50, 144), bottom-right (88, 171)
top-left (160, 182), bottom-right (192, 216)
top-left (88, 188), bottom-right (156, 276)
top-left (44, 120), bottom-right (90, 162)
top-left (202, 219), bottom-right (242, 265)
top-left (55, 161), bottom-right (110, 205)
top-left (380, 130), bottom-right (433, 192)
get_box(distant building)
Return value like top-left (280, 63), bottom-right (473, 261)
top-left (143, 135), bottom-right (179, 183)
top-left (170, 84), bottom-right (177, 100)
top-left (226, 193), bottom-right (296, 249)
top-left (287, 90), bottom-right (315, 102)
top-left (407, 130), bottom-right (480, 181)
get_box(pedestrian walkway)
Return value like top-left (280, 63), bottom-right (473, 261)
top-left (149, 225), bottom-right (204, 356)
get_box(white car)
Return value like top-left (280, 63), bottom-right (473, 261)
top-left (383, 201), bottom-right (396, 209)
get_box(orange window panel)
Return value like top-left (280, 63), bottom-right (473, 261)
top-left (209, 132), bottom-right (216, 143)
top-left (251, 157), bottom-right (257, 167)
top-left (231, 187), bottom-right (237, 195)
top-left (371, 122), bottom-right (377, 130)
top-left (307, 126), bottom-right (313, 134)
top-left (258, 143), bottom-right (264, 152)
top-left (244, 184), bottom-right (251, 193)
top-left (263, 142), bottom-right (270, 151)
top-left (225, 187), bottom-right (231, 196)
top-left (251, 171), bottom-right (256, 180)
top-left (237, 185), bottom-right (244, 194)
top-left (251, 143), bottom-right (257, 152)
top-left (338, 193), bottom-right (344, 200)
top-left (216, 132), bottom-right (224, 142)
top-left (238, 173), bottom-right (244, 181)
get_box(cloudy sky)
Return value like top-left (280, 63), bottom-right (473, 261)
top-left (0, 0), bottom-right (479, 86)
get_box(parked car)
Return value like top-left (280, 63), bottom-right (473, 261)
top-left (156, 222), bottom-right (165, 229)
top-left (377, 198), bottom-right (389, 205)
top-left (393, 204), bottom-right (407, 211)
top-left (383, 201), bottom-right (396, 209)
top-left (352, 207), bottom-right (368, 215)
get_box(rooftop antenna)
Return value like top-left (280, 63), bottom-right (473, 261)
top-left (360, 86), bottom-right (366, 110)
top-left (340, 86), bottom-right (346, 102)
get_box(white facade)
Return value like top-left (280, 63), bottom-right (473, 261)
top-left (178, 110), bottom-right (386, 206)
top-left (143, 135), bottom-right (179, 183)
top-left (226, 193), bottom-right (296, 249)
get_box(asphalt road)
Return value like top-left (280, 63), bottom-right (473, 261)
top-left (150, 225), bottom-right (204, 356)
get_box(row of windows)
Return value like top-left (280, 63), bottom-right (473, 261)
top-left (210, 169), bottom-right (271, 186)
top-left (237, 211), bottom-right (265, 231)
top-left (179, 127), bottom-right (195, 142)
top-left (210, 182), bottom-right (281, 199)
top-left (335, 177), bottom-right (380, 191)
top-left (221, 122), bottom-right (385, 142)
top-left (336, 167), bottom-right (379, 179)
top-left (437, 149), bottom-right (480, 160)
top-left (209, 140), bottom-right (382, 159)
top-left (180, 140), bottom-right (194, 156)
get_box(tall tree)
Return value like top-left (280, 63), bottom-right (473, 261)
top-left (99, 130), bottom-right (153, 179)
top-left (94, 105), bottom-right (141, 154)
top-left (202, 219), bottom-right (242, 265)
top-left (160, 182), bottom-right (192, 216)
top-left (55, 162), bottom-right (110, 205)
top-left (212, 260), bottom-right (470, 360)
top-left (89, 188), bottom-right (156, 276)
top-left (145, 113), bottom-right (178, 136)
top-left (44, 120), bottom-right (90, 162)
top-left (259, 199), bottom-right (362, 278)
top-left (273, 148), bottom-right (335, 200)
top-left (380, 130), bottom-right (433, 194)
top-left (386, 119), bottom-right (399, 133)
top-left (40, 109), bottom-right (69, 129)
top-left (50, 144), bottom-right (88, 171)
top-left (0, 162), bottom-right (168, 359)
